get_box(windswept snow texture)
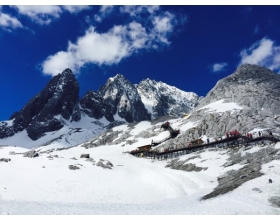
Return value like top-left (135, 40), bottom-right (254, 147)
top-left (1, 117), bottom-right (280, 214)
top-left (198, 99), bottom-right (243, 113)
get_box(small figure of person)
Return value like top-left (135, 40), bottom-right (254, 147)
top-left (226, 132), bottom-right (229, 138)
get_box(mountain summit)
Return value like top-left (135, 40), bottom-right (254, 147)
top-left (137, 78), bottom-right (200, 119)
top-left (98, 74), bottom-right (151, 122)
top-left (176, 64), bottom-right (280, 144)
top-left (0, 68), bottom-right (80, 140)
top-left (0, 70), bottom-right (199, 144)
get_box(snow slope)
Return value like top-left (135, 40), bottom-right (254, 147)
top-left (1, 117), bottom-right (280, 214)
top-left (198, 99), bottom-right (243, 113)
top-left (0, 114), bottom-right (109, 149)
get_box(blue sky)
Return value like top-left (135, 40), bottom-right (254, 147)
top-left (1, 3), bottom-right (280, 120)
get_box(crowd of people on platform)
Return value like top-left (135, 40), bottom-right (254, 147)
top-left (226, 129), bottom-right (241, 138)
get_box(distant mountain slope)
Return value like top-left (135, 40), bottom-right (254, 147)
top-left (177, 64), bottom-right (280, 144)
top-left (97, 74), bottom-right (151, 122)
top-left (0, 69), bottom-right (199, 148)
top-left (136, 78), bottom-right (200, 119)
top-left (0, 69), bottom-right (81, 141)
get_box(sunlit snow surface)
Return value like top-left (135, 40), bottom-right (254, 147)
top-left (198, 99), bottom-right (243, 113)
top-left (1, 118), bottom-right (280, 214)
top-left (0, 114), bottom-right (109, 149)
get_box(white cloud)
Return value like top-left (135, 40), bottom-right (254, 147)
top-left (61, 5), bottom-right (90, 14)
top-left (0, 12), bottom-right (23, 31)
top-left (42, 6), bottom-right (186, 76)
top-left (12, 5), bottom-right (90, 25)
top-left (12, 5), bottom-right (62, 25)
top-left (239, 37), bottom-right (280, 72)
top-left (212, 62), bottom-right (228, 72)
top-left (120, 5), bottom-right (160, 17)
top-left (42, 51), bottom-right (79, 76)
top-left (94, 6), bottom-right (114, 23)
top-left (240, 38), bottom-right (273, 65)
top-left (151, 12), bottom-right (175, 44)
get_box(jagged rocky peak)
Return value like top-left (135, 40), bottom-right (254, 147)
top-left (185, 64), bottom-right (280, 142)
top-left (98, 73), bottom-right (151, 123)
top-left (197, 64), bottom-right (280, 114)
top-left (0, 68), bottom-right (80, 140)
top-left (136, 78), bottom-right (200, 119)
top-left (80, 90), bottom-right (106, 119)
top-left (231, 63), bottom-right (277, 79)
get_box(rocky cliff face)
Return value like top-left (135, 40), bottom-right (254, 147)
top-left (197, 64), bottom-right (280, 112)
top-left (136, 78), bottom-right (200, 119)
top-left (0, 70), bottom-right (199, 143)
top-left (97, 74), bottom-right (151, 122)
top-left (0, 69), bottom-right (80, 140)
top-left (175, 64), bottom-right (280, 144)
top-left (80, 90), bottom-right (106, 120)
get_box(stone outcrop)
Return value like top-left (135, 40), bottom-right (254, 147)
top-left (68, 165), bottom-right (80, 170)
top-left (23, 150), bottom-right (39, 158)
top-left (202, 145), bottom-right (279, 200)
top-left (268, 196), bottom-right (280, 208)
top-left (0, 158), bottom-right (11, 162)
top-left (96, 159), bottom-right (113, 169)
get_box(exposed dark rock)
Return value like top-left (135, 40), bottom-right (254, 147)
top-left (252, 188), bottom-right (262, 193)
top-left (224, 161), bottom-right (234, 167)
top-left (98, 74), bottom-right (151, 123)
top-left (96, 160), bottom-right (112, 169)
top-left (0, 70), bottom-right (199, 143)
top-left (80, 90), bottom-right (106, 119)
top-left (23, 150), bottom-right (39, 158)
top-left (203, 162), bottom-right (262, 200)
top-left (166, 156), bottom-right (206, 172)
top-left (85, 158), bottom-right (95, 163)
top-left (47, 155), bottom-right (53, 160)
top-left (0, 68), bottom-right (80, 140)
top-left (104, 121), bottom-right (127, 129)
top-left (268, 196), bottom-right (280, 207)
top-left (106, 161), bottom-right (113, 167)
top-left (80, 154), bottom-right (90, 158)
top-left (0, 158), bottom-right (11, 162)
top-left (82, 129), bottom-right (123, 148)
top-left (9, 112), bottom-right (19, 120)
top-left (68, 165), bottom-right (80, 170)
top-left (202, 146), bottom-right (278, 200)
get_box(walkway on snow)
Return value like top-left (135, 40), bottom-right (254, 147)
top-left (130, 135), bottom-right (279, 160)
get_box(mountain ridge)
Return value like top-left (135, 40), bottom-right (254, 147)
top-left (0, 69), bottom-right (199, 145)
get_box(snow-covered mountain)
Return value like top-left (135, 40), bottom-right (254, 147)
top-left (1, 114), bottom-right (280, 214)
top-left (175, 64), bottom-right (280, 145)
top-left (1, 64), bottom-right (280, 214)
top-left (0, 69), bottom-right (199, 148)
top-left (136, 78), bottom-right (200, 119)
top-left (98, 74), bottom-right (151, 122)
